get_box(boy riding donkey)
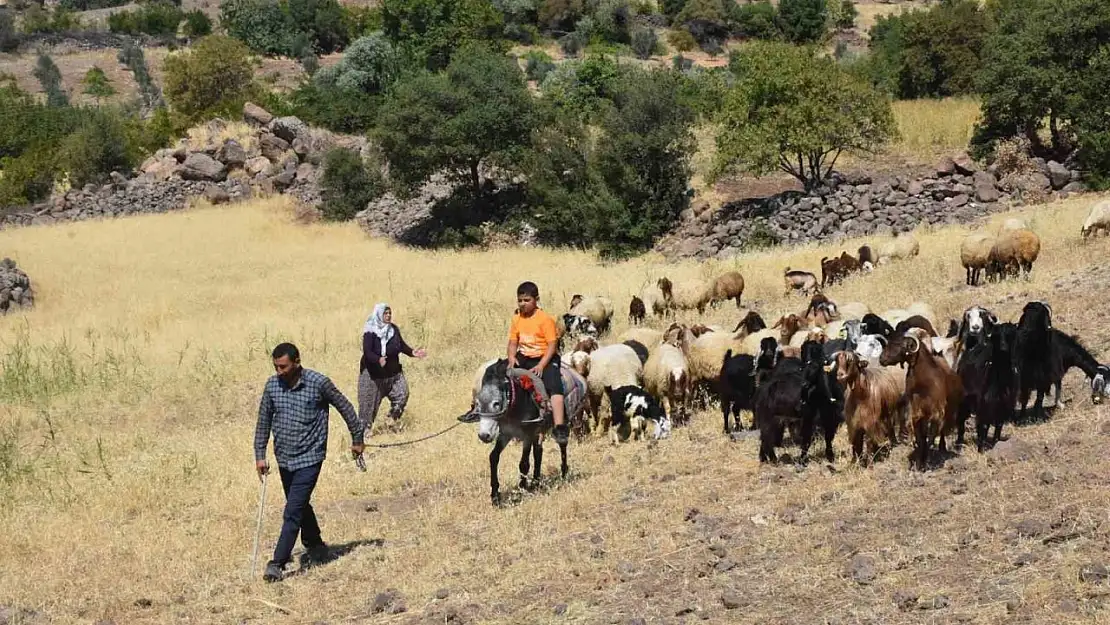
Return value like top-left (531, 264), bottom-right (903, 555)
top-left (459, 281), bottom-right (570, 446)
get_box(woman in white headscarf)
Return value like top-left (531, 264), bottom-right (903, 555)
top-left (359, 303), bottom-right (426, 435)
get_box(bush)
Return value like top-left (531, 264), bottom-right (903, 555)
top-left (630, 26), bottom-right (658, 59)
top-left (59, 0), bottom-right (129, 9)
top-left (731, 0), bottom-right (778, 40)
top-left (381, 0), bottom-right (506, 71)
top-left (163, 35), bottom-right (256, 122)
top-left (776, 0), bottom-right (826, 43)
top-left (288, 82), bottom-right (379, 133)
top-left (219, 0), bottom-right (292, 56)
top-left (34, 54), bottom-right (68, 107)
top-left (82, 66), bottom-right (115, 103)
top-left (522, 49), bottom-right (556, 82)
top-left (538, 0), bottom-right (584, 32)
top-left (21, 5), bottom-right (81, 34)
top-left (108, 1), bottom-right (184, 37)
top-left (667, 28), bottom-right (696, 52)
top-left (58, 111), bottom-right (140, 187)
top-left (559, 30), bottom-right (586, 56)
top-left (320, 147), bottom-right (383, 221)
top-left (287, 0), bottom-right (349, 53)
top-left (830, 0), bottom-right (856, 30)
top-left (313, 32), bottom-right (399, 94)
top-left (0, 147), bottom-right (58, 206)
top-left (183, 10), bottom-right (212, 38)
top-left (0, 10), bottom-right (19, 52)
top-left (344, 6), bottom-right (383, 37)
top-left (118, 42), bottom-right (163, 109)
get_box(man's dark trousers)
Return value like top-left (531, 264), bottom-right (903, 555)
top-left (272, 462), bottom-right (324, 566)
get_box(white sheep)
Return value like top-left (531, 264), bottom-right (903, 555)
top-left (837, 302), bottom-right (871, 321)
top-left (643, 329), bottom-right (692, 426)
top-left (960, 233), bottom-right (995, 287)
top-left (617, 327), bottom-right (663, 350)
top-left (578, 343), bottom-right (644, 434)
top-left (687, 329), bottom-right (748, 388)
top-left (660, 278), bottom-right (713, 314)
top-left (876, 234), bottom-right (920, 265)
top-left (1082, 199), bottom-right (1110, 239)
top-left (740, 328), bottom-right (779, 357)
top-left (569, 295), bottom-right (614, 336)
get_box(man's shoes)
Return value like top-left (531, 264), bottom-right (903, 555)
top-left (553, 424), bottom-right (570, 445)
top-left (263, 561), bottom-right (284, 583)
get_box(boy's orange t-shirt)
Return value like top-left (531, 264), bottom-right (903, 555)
top-left (509, 309), bottom-right (559, 358)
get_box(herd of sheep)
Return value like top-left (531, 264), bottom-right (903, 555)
top-left (546, 199), bottom-right (1110, 469)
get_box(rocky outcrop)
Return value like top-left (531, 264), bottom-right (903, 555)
top-left (354, 174), bottom-right (459, 242)
top-left (0, 258), bottom-right (35, 313)
top-left (656, 154), bottom-right (1084, 261)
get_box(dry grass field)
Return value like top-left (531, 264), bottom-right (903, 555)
top-left (2, 193), bottom-right (1110, 625)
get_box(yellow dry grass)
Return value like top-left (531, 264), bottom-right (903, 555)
top-left (1, 192), bottom-right (1110, 624)
top-left (891, 96), bottom-right (982, 161)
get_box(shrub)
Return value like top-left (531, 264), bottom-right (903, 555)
top-left (731, 0), bottom-right (778, 39)
top-left (675, 0), bottom-right (728, 49)
top-left (538, 0), bottom-right (584, 32)
top-left (522, 49), bottom-right (556, 82)
top-left (381, 0), bottom-right (506, 71)
top-left (830, 0), bottom-right (855, 30)
top-left (108, 1), bottom-right (184, 37)
top-left (59, 0), bottom-right (129, 9)
top-left (58, 111), bottom-right (140, 187)
top-left (320, 147), bottom-right (383, 221)
top-left (288, 82), bottom-right (379, 133)
top-left (630, 26), bottom-right (658, 59)
top-left (118, 42), bottom-right (163, 109)
top-left (21, 5), bottom-right (81, 34)
top-left (82, 66), bottom-right (115, 104)
top-left (183, 9), bottom-right (212, 38)
top-left (313, 32), bottom-right (399, 95)
top-left (300, 51), bottom-right (320, 76)
top-left (219, 0), bottom-right (292, 56)
top-left (0, 11), bottom-right (19, 52)
top-left (287, 0), bottom-right (349, 54)
top-left (34, 54), bottom-right (68, 107)
top-left (0, 147), bottom-right (58, 206)
top-left (559, 30), bottom-right (586, 56)
top-left (163, 35), bottom-right (256, 122)
top-left (344, 6), bottom-right (383, 37)
top-left (591, 0), bottom-right (634, 44)
top-left (776, 0), bottom-right (826, 44)
top-left (667, 28), bottom-right (696, 52)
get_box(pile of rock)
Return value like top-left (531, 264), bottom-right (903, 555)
top-left (0, 258), bottom-right (34, 313)
top-left (656, 153), bottom-right (1085, 260)
top-left (354, 174), bottom-right (456, 242)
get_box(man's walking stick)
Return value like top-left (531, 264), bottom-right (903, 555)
top-left (250, 472), bottom-right (268, 577)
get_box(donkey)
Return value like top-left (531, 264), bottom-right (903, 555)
top-left (461, 358), bottom-right (584, 505)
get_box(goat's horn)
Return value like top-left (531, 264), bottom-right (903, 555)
top-left (907, 337), bottom-right (920, 354)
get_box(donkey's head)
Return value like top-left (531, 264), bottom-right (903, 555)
top-left (474, 359), bottom-right (515, 443)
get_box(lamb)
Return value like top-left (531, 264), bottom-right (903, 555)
top-left (1081, 199), bottom-right (1110, 238)
top-left (960, 233), bottom-right (995, 287)
top-left (578, 343), bottom-right (645, 433)
top-left (708, 271), bottom-right (745, 309)
top-left (604, 385), bottom-right (672, 444)
top-left (628, 296), bottom-right (646, 325)
top-left (643, 325), bottom-right (692, 426)
top-left (569, 295), bottom-right (615, 336)
top-left (640, 281), bottom-right (669, 319)
top-left (987, 228), bottom-right (1041, 281)
top-left (879, 332), bottom-right (964, 471)
top-left (876, 234), bottom-right (920, 265)
top-left (832, 350), bottom-right (907, 465)
top-left (720, 350), bottom-right (757, 433)
top-left (783, 267), bottom-right (819, 297)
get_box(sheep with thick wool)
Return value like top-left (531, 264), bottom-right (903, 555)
top-left (618, 327), bottom-right (663, 351)
top-left (643, 325), bottom-right (693, 426)
top-left (707, 271), bottom-right (745, 308)
top-left (569, 295), bottom-right (615, 336)
top-left (877, 234), bottom-right (920, 265)
top-left (987, 228), bottom-right (1041, 281)
top-left (960, 233), bottom-right (996, 286)
top-left (1082, 200), bottom-right (1110, 239)
top-left (575, 343), bottom-right (644, 434)
top-left (661, 278), bottom-right (714, 315)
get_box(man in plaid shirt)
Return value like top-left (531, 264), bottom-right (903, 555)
top-left (254, 342), bottom-right (365, 582)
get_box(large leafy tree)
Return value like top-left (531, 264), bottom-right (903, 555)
top-left (374, 46), bottom-right (536, 199)
top-left (163, 35), bottom-right (256, 122)
top-left (381, 0), bottom-right (505, 70)
top-left (972, 0), bottom-right (1110, 167)
top-left (777, 0), bottom-right (827, 44)
top-left (714, 42), bottom-right (896, 190)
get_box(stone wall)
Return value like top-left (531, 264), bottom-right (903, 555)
top-left (0, 258), bottom-right (34, 313)
top-left (655, 154), bottom-right (1085, 260)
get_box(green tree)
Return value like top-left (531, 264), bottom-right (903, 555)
top-left (287, 0), bottom-right (349, 53)
top-left (972, 0), bottom-right (1110, 168)
top-left (58, 110), bottom-right (140, 187)
top-left (33, 53), bottom-right (68, 107)
top-left (375, 46), bottom-right (536, 200)
top-left (829, 0), bottom-right (856, 30)
top-left (538, 0), bottom-right (583, 32)
top-left (381, 0), bottom-right (505, 70)
top-left (674, 0), bottom-right (728, 50)
top-left (731, 0), bottom-right (778, 40)
top-left (714, 42), bottom-right (896, 190)
top-left (183, 9), bottom-right (213, 38)
top-left (81, 66), bottom-right (115, 104)
top-left (865, 0), bottom-right (987, 98)
top-left (163, 35), bottom-right (256, 122)
top-left (777, 0), bottom-right (826, 43)
top-left (118, 41), bottom-right (163, 110)
top-left (320, 147), bottom-right (384, 220)
top-left (219, 0), bottom-right (292, 55)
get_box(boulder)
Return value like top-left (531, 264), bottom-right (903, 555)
top-left (179, 153), bottom-right (228, 182)
top-left (953, 153), bottom-right (978, 175)
top-left (205, 185), bottom-right (231, 205)
top-left (259, 133), bottom-right (290, 162)
top-left (1062, 181), bottom-right (1087, 194)
top-left (936, 156), bottom-right (957, 177)
top-left (906, 180), bottom-right (924, 196)
top-left (295, 163), bottom-right (316, 183)
top-left (245, 156), bottom-right (272, 176)
top-left (1047, 161), bottom-right (1071, 190)
top-left (270, 116), bottom-right (308, 144)
top-left (243, 102), bottom-right (273, 126)
top-left (218, 140), bottom-right (247, 167)
top-left (140, 156), bottom-right (178, 181)
top-left (271, 170), bottom-right (296, 191)
top-left (974, 180), bottom-right (1000, 203)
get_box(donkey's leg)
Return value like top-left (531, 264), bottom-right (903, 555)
top-left (489, 437), bottom-right (507, 506)
top-left (518, 441), bottom-right (532, 490)
top-left (559, 438), bottom-right (568, 479)
top-left (532, 439), bottom-right (543, 484)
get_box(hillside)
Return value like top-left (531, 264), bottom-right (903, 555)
top-left (0, 193), bottom-right (1109, 624)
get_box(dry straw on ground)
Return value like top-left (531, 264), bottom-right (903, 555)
top-left (1, 193), bottom-right (1110, 624)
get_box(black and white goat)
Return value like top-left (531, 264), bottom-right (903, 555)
top-left (604, 385), bottom-right (672, 443)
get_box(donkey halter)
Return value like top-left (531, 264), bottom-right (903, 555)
top-left (473, 371), bottom-right (519, 419)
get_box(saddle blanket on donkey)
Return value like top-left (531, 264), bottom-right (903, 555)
top-left (508, 363), bottom-right (587, 429)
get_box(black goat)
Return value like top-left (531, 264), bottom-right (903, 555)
top-left (628, 296), bottom-right (646, 325)
top-left (1046, 329), bottom-right (1109, 408)
top-left (734, 311), bottom-right (767, 335)
top-left (720, 350), bottom-right (757, 433)
top-left (755, 340), bottom-right (839, 464)
top-left (957, 322), bottom-right (1018, 451)
top-left (1014, 301), bottom-right (1055, 422)
top-left (861, 313), bottom-right (895, 338)
top-left (755, 336), bottom-right (779, 387)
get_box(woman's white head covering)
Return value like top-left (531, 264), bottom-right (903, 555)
top-left (363, 303), bottom-right (395, 354)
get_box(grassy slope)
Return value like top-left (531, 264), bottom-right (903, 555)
top-left (1, 193), bottom-right (1110, 624)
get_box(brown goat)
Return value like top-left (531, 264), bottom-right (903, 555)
top-left (656, 277), bottom-right (674, 302)
top-left (879, 333), bottom-right (964, 471)
top-left (783, 268), bottom-right (819, 297)
top-left (772, 314), bottom-right (808, 346)
top-left (821, 252), bottom-right (863, 287)
top-left (832, 351), bottom-right (907, 465)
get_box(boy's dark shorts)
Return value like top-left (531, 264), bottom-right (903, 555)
top-left (514, 353), bottom-right (565, 396)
